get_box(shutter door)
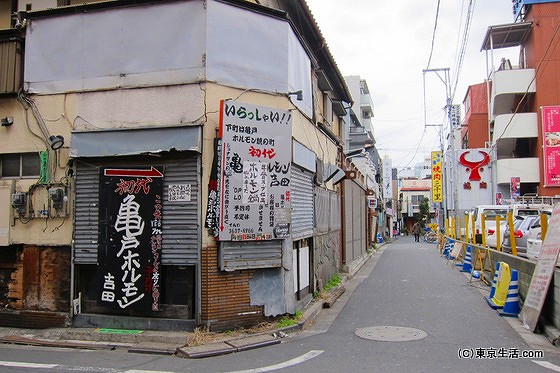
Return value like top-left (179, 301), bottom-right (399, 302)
top-left (344, 179), bottom-right (366, 262)
top-left (74, 164), bottom-right (99, 264)
top-left (162, 161), bottom-right (200, 265)
top-left (220, 240), bottom-right (282, 271)
top-left (74, 157), bottom-right (200, 265)
top-left (291, 166), bottom-right (314, 239)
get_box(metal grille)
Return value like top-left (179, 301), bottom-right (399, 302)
top-left (74, 157), bottom-right (200, 265)
top-left (219, 240), bottom-right (282, 271)
top-left (291, 166), bottom-right (314, 239)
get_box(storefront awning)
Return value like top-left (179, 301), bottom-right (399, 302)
top-left (70, 126), bottom-right (201, 157)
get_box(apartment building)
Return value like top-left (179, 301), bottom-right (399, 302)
top-left (480, 0), bottom-right (560, 200)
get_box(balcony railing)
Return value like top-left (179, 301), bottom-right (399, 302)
top-left (496, 157), bottom-right (539, 184)
top-left (493, 112), bottom-right (538, 141)
top-left (491, 68), bottom-right (536, 117)
top-left (493, 112), bottom-right (538, 157)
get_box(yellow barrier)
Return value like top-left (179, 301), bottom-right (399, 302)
top-left (481, 212), bottom-right (486, 247)
top-left (489, 262), bottom-right (511, 308)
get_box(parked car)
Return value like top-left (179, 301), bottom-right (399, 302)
top-left (502, 215), bottom-right (539, 258)
top-left (473, 205), bottom-right (509, 248)
top-left (526, 212), bottom-right (551, 260)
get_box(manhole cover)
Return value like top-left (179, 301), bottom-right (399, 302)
top-left (355, 326), bottom-right (428, 342)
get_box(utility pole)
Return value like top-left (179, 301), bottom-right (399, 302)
top-left (422, 67), bottom-right (456, 232)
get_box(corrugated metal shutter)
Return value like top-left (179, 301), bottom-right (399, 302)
top-left (74, 165), bottom-right (99, 264)
top-left (291, 166), bottom-right (314, 240)
top-left (315, 188), bottom-right (329, 233)
top-left (219, 240), bottom-right (282, 271)
top-left (315, 187), bottom-right (340, 233)
top-left (330, 189), bottom-right (341, 230)
top-left (74, 157), bottom-right (200, 265)
top-left (344, 179), bottom-right (366, 262)
top-left (162, 162), bottom-right (200, 265)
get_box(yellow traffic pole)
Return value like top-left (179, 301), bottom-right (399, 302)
top-left (471, 213), bottom-right (476, 244)
top-left (481, 212), bottom-right (487, 247)
top-left (507, 211), bottom-right (517, 256)
top-left (541, 213), bottom-right (548, 241)
top-left (446, 218), bottom-right (450, 237)
top-left (496, 215), bottom-right (502, 251)
top-left (452, 217), bottom-right (456, 239)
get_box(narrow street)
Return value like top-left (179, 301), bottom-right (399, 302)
top-left (288, 235), bottom-right (560, 372)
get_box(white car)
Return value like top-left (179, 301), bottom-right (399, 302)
top-left (526, 213), bottom-right (550, 260)
top-left (471, 205), bottom-right (509, 247)
top-left (485, 220), bottom-right (508, 248)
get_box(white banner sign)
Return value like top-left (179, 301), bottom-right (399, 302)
top-left (218, 101), bottom-right (292, 241)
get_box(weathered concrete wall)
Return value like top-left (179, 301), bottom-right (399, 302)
top-left (544, 270), bottom-right (560, 329)
top-left (314, 230), bottom-right (341, 289)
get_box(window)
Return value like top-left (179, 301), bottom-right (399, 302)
top-left (1, 153), bottom-right (40, 178)
top-left (411, 195), bottom-right (426, 205)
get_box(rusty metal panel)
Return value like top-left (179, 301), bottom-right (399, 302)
top-left (22, 247), bottom-right (40, 309)
top-left (0, 40), bottom-right (22, 94)
top-left (0, 310), bottom-right (68, 328)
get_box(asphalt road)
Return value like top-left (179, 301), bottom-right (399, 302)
top-left (1, 236), bottom-right (560, 372)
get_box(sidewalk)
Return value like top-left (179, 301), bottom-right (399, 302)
top-left (0, 241), bottom-right (388, 358)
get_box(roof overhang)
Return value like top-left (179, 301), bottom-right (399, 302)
top-left (70, 126), bottom-right (201, 158)
top-left (481, 22), bottom-right (533, 51)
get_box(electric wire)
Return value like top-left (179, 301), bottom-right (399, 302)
top-left (450, 0), bottom-right (476, 102)
top-left (425, 0), bottom-right (442, 70)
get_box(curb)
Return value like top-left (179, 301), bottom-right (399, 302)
top-left (0, 249), bottom-right (371, 358)
top-left (177, 334), bottom-right (281, 359)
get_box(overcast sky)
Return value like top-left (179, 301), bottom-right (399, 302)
top-left (305, 0), bottom-right (519, 168)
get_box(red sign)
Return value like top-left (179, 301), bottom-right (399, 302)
top-left (542, 106), bottom-right (560, 186)
top-left (458, 150), bottom-right (490, 181)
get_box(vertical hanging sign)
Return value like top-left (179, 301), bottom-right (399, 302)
top-left (98, 166), bottom-right (164, 311)
top-left (510, 176), bottom-right (521, 199)
top-left (218, 100), bottom-right (292, 241)
top-left (431, 151), bottom-right (443, 202)
top-left (39, 151), bottom-right (49, 184)
top-left (382, 158), bottom-right (393, 200)
top-left (542, 106), bottom-right (560, 187)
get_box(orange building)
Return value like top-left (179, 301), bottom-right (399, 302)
top-left (462, 82), bottom-right (489, 149)
top-left (482, 1), bottom-right (560, 198)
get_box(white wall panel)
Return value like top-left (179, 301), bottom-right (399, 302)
top-left (25, 1), bottom-right (206, 93)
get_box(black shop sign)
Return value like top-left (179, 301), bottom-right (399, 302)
top-left (97, 166), bottom-right (164, 311)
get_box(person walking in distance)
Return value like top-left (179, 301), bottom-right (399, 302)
top-left (412, 221), bottom-right (420, 242)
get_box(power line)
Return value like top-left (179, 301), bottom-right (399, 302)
top-left (450, 0), bottom-right (476, 102)
top-left (425, 0), bottom-right (442, 70)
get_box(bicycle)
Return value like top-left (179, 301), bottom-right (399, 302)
top-left (423, 228), bottom-right (438, 243)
